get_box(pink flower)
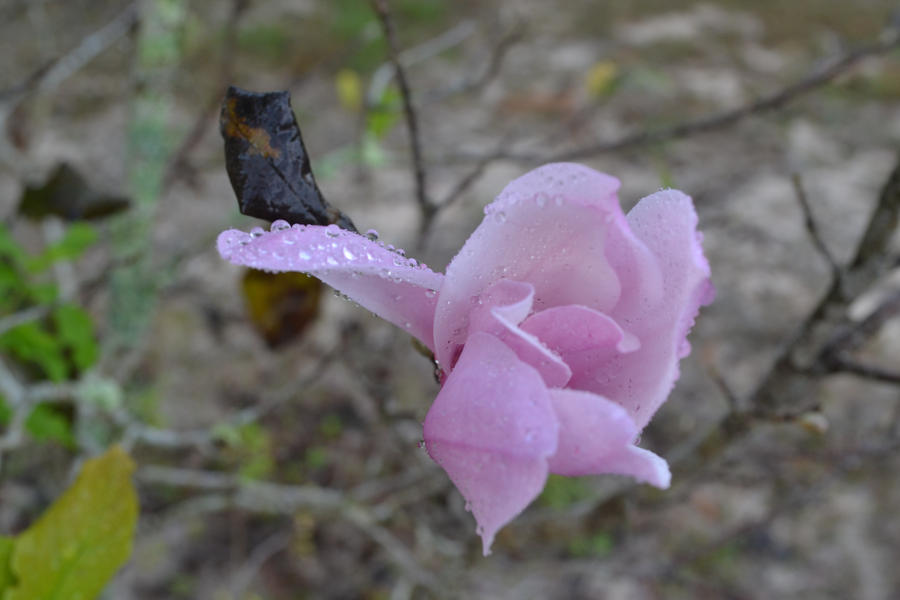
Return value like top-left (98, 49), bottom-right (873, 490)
top-left (218, 163), bottom-right (713, 554)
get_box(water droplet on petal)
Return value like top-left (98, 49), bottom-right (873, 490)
top-left (425, 289), bottom-right (436, 298)
top-left (271, 219), bottom-right (290, 231)
top-left (299, 251), bottom-right (311, 260)
top-left (250, 227), bottom-right (265, 238)
top-left (326, 256), bottom-right (338, 266)
top-left (365, 229), bottom-right (379, 240)
top-left (282, 236), bottom-right (295, 245)
top-left (342, 247), bottom-right (356, 260)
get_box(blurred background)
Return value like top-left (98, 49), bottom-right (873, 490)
top-left (1, 0), bottom-right (899, 598)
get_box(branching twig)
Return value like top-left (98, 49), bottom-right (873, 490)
top-left (791, 173), bottom-right (842, 287)
top-left (451, 26), bottom-right (900, 164)
top-left (0, 305), bottom-right (49, 336)
top-left (0, 2), bottom-right (138, 110)
top-left (827, 357), bottom-right (900, 384)
top-left (369, 0), bottom-right (432, 234)
top-left (137, 464), bottom-right (441, 590)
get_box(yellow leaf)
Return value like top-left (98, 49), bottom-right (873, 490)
top-left (585, 60), bottom-right (619, 98)
top-left (6, 446), bottom-right (138, 600)
top-left (335, 68), bottom-right (363, 112)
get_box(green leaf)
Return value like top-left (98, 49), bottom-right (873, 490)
top-left (26, 223), bottom-right (98, 273)
top-left (6, 446), bottom-right (138, 600)
top-left (0, 536), bottom-right (15, 592)
top-left (53, 304), bottom-right (98, 372)
top-left (0, 396), bottom-right (11, 426)
top-left (0, 323), bottom-right (68, 382)
top-left (25, 404), bottom-right (75, 448)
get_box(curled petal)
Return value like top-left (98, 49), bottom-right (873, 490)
top-left (466, 280), bottom-right (571, 387)
top-left (573, 190), bottom-right (714, 429)
top-left (423, 332), bottom-right (558, 554)
top-left (520, 304), bottom-right (638, 385)
top-left (547, 389), bottom-right (670, 488)
top-left (218, 222), bottom-right (443, 350)
top-left (434, 163), bottom-right (625, 368)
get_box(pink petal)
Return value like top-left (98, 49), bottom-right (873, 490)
top-left (520, 304), bottom-right (638, 384)
top-left (434, 163), bottom-right (626, 369)
top-left (466, 280), bottom-right (571, 387)
top-left (547, 389), bottom-right (670, 488)
top-left (571, 190), bottom-right (713, 429)
top-left (423, 332), bottom-right (558, 554)
top-left (217, 222), bottom-right (443, 350)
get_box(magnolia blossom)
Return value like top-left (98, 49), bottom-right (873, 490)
top-left (218, 163), bottom-right (713, 554)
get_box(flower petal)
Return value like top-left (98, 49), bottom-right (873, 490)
top-left (217, 222), bottom-right (443, 350)
top-left (434, 163), bottom-right (626, 368)
top-left (520, 304), bottom-right (638, 385)
top-left (423, 332), bottom-right (558, 555)
top-left (547, 388), bottom-right (670, 488)
top-left (466, 280), bottom-right (571, 387)
top-left (570, 190), bottom-right (714, 429)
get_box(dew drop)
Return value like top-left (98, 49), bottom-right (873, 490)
top-left (271, 219), bottom-right (290, 231)
top-left (342, 247), bottom-right (356, 260)
top-left (281, 236), bottom-right (295, 245)
top-left (326, 256), bottom-right (338, 266)
top-left (299, 251), bottom-right (311, 260)
top-left (325, 229), bottom-right (339, 238)
top-left (425, 289), bottom-right (436, 298)
top-left (250, 227), bottom-right (265, 238)
top-left (365, 229), bottom-right (379, 241)
top-left (366, 252), bottom-right (375, 261)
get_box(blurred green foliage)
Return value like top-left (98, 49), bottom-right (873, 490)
top-left (538, 474), bottom-right (593, 509)
top-left (24, 404), bottom-right (75, 448)
top-left (0, 222), bottom-right (100, 448)
top-left (567, 532), bottom-right (614, 558)
top-left (0, 447), bottom-right (138, 600)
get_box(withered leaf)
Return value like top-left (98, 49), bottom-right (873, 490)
top-left (241, 270), bottom-right (322, 348)
top-left (18, 163), bottom-right (130, 221)
top-left (220, 86), bottom-right (356, 231)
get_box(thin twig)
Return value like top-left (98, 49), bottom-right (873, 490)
top-left (451, 26), bottom-right (900, 164)
top-left (424, 24), bottom-right (523, 103)
top-left (367, 19), bottom-right (477, 106)
top-left (820, 288), bottom-right (900, 360)
top-left (162, 0), bottom-right (247, 191)
top-left (0, 305), bottom-right (49, 336)
top-left (791, 173), bottom-right (842, 286)
top-left (229, 530), bottom-right (293, 598)
top-left (0, 2), bottom-right (138, 109)
top-left (369, 0), bottom-right (433, 234)
top-left (827, 356), bottom-right (900, 384)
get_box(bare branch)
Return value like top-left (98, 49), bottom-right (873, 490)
top-left (827, 357), bottom-right (900, 384)
top-left (0, 2), bottom-right (138, 108)
top-left (791, 173), bottom-right (842, 287)
top-left (0, 305), bottom-right (49, 337)
top-left (368, 0), bottom-right (432, 234)
top-left (821, 288), bottom-right (900, 358)
top-left (452, 26), bottom-right (900, 164)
